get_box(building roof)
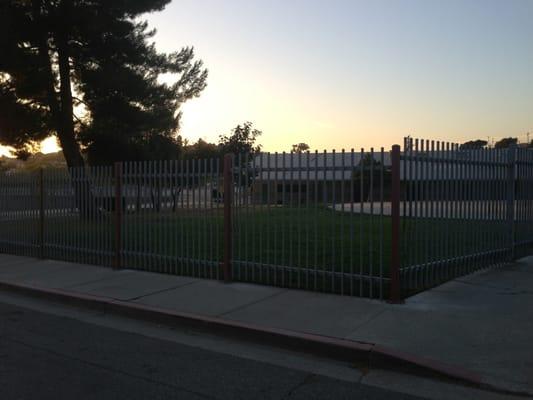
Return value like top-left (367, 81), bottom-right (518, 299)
top-left (252, 152), bottom-right (389, 181)
top-left (252, 148), bottom-right (526, 181)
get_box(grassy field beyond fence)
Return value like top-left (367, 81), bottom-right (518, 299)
top-left (0, 203), bottom-right (511, 297)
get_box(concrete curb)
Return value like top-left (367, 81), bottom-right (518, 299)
top-left (0, 279), bottom-right (523, 396)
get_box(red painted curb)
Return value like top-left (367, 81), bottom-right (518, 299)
top-left (0, 279), bottom-right (495, 391)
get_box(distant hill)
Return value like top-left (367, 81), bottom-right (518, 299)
top-left (0, 151), bottom-right (66, 173)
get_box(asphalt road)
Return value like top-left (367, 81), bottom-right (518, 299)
top-left (0, 300), bottom-right (425, 400)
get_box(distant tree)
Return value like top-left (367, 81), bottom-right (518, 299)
top-left (218, 122), bottom-right (262, 156)
top-left (352, 153), bottom-right (384, 181)
top-left (185, 138), bottom-right (220, 160)
top-left (460, 140), bottom-right (488, 150)
top-left (291, 143), bottom-right (310, 153)
top-left (0, 0), bottom-right (207, 168)
top-left (352, 153), bottom-right (390, 201)
top-left (142, 135), bottom-right (185, 161)
top-left (494, 137), bottom-right (518, 149)
top-left (358, 153), bottom-right (381, 167)
top-left (13, 148), bottom-right (32, 161)
top-left (219, 122), bottom-right (262, 187)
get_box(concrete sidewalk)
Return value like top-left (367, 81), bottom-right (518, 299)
top-left (0, 253), bottom-right (532, 395)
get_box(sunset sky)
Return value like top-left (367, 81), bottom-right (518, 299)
top-left (2, 0), bottom-right (532, 156)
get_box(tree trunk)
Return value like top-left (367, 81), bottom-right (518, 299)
top-left (53, 0), bottom-right (95, 218)
top-left (55, 0), bottom-right (85, 169)
top-left (32, 0), bottom-right (94, 219)
top-left (33, 0), bottom-right (85, 169)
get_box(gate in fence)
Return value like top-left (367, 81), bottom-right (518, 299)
top-left (0, 139), bottom-right (532, 301)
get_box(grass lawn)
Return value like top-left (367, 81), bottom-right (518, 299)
top-left (0, 204), bottom-right (512, 297)
top-left (120, 205), bottom-right (392, 277)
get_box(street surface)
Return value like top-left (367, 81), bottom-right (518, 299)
top-left (0, 298), bottom-right (422, 400)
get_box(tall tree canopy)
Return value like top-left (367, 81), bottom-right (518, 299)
top-left (184, 138), bottom-right (219, 160)
top-left (494, 137), bottom-right (518, 149)
top-left (460, 139), bottom-right (488, 149)
top-left (218, 122), bottom-right (262, 186)
top-left (218, 122), bottom-right (262, 156)
top-left (0, 0), bottom-right (207, 167)
top-left (291, 143), bottom-right (310, 153)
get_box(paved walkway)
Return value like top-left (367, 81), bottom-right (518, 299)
top-left (0, 253), bottom-right (532, 395)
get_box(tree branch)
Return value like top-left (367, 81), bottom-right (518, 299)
top-left (72, 96), bottom-right (89, 107)
top-left (72, 112), bottom-right (87, 127)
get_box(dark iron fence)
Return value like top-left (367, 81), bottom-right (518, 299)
top-left (0, 140), bottom-right (532, 301)
top-left (117, 151), bottom-right (391, 298)
top-left (233, 150), bottom-right (390, 298)
top-left (0, 171), bottom-right (40, 258)
top-left (120, 159), bottom-right (224, 279)
top-left (400, 138), bottom-right (533, 295)
top-left (44, 167), bottom-right (115, 266)
top-left (0, 150), bottom-right (391, 299)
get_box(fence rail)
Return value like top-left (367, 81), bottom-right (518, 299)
top-left (1, 139), bottom-right (532, 300)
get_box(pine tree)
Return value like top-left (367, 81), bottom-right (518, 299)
top-left (0, 0), bottom-right (207, 167)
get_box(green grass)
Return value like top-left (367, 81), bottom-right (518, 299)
top-left (0, 204), bottom-right (514, 297)
top-left (122, 206), bottom-right (391, 274)
top-left (121, 205), bottom-right (393, 296)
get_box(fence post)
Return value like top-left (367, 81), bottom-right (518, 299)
top-left (389, 144), bottom-right (403, 303)
top-left (39, 168), bottom-right (45, 259)
top-left (114, 162), bottom-right (123, 269)
top-left (507, 145), bottom-right (517, 261)
top-left (223, 153), bottom-right (234, 283)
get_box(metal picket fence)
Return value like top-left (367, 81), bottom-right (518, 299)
top-left (0, 171), bottom-right (40, 258)
top-left (0, 168), bottom-right (115, 264)
top-left (400, 138), bottom-right (533, 294)
top-left (0, 140), bottom-right (532, 301)
top-left (43, 167), bottom-right (115, 266)
top-left (0, 151), bottom-right (391, 299)
top-left (120, 159), bottom-right (224, 279)
top-left (232, 150), bottom-right (390, 298)
top-left (118, 151), bottom-right (392, 298)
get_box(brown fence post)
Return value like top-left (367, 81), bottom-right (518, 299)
top-left (507, 145), bottom-right (517, 261)
top-left (389, 144), bottom-right (403, 303)
top-left (114, 162), bottom-right (123, 269)
top-left (39, 168), bottom-right (45, 259)
top-left (223, 153), bottom-right (234, 282)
